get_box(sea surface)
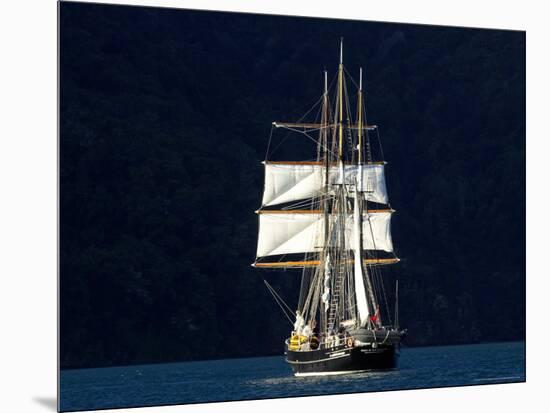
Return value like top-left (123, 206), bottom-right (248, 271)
top-left (60, 341), bottom-right (525, 412)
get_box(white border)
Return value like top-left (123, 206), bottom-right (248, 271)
top-left (1, 1), bottom-right (547, 412)
top-left (55, 0), bottom-right (529, 31)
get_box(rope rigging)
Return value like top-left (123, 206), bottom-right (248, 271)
top-left (263, 279), bottom-right (294, 325)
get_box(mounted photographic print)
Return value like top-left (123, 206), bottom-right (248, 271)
top-left (59, 1), bottom-right (526, 411)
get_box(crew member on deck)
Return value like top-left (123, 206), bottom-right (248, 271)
top-left (310, 319), bottom-right (320, 350)
top-left (293, 310), bottom-right (304, 335)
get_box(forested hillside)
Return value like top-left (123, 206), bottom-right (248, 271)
top-left (60, 2), bottom-right (525, 369)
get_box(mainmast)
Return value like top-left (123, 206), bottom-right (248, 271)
top-left (337, 38), bottom-right (346, 185)
top-left (321, 70), bottom-right (330, 334)
top-left (333, 38), bottom-right (348, 331)
top-left (338, 38), bottom-right (344, 161)
top-left (323, 70), bottom-right (330, 247)
top-left (358, 67), bottom-right (363, 166)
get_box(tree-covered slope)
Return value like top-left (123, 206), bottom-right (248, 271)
top-left (60, 3), bottom-right (525, 368)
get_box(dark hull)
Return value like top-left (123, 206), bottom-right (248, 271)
top-left (285, 343), bottom-right (399, 376)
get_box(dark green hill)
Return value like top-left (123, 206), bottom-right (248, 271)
top-left (60, 2), bottom-right (525, 369)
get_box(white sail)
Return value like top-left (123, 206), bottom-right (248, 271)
top-left (262, 163), bottom-right (324, 207)
top-left (256, 211), bottom-right (393, 258)
top-left (256, 212), bottom-right (325, 258)
top-left (353, 188), bottom-right (370, 326)
top-left (341, 211), bottom-right (394, 253)
top-left (359, 212), bottom-right (394, 253)
top-left (262, 162), bottom-right (388, 206)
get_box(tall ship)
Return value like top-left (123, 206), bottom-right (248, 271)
top-left (253, 40), bottom-right (405, 376)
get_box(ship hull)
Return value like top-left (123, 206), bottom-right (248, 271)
top-left (285, 343), bottom-right (399, 376)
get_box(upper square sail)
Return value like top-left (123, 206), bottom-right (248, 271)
top-left (262, 162), bottom-right (388, 207)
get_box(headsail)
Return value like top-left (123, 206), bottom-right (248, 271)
top-left (353, 186), bottom-right (370, 326)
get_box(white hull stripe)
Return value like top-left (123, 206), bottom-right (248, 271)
top-left (295, 369), bottom-right (369, 377)
top-left (286, 353), bottom-right (350, 365)
top-left (329, 351), bottom-right (346, 358)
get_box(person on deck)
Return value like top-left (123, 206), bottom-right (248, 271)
top-left (293, 310), bottom-right (305, 335)
top-left (302, 322), bottom-right (312, 337)
top-left (309, 319), bottom-right (320, 350)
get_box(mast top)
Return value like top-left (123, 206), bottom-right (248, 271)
top-left (359, 67), bottom-right (363, 91)
top-left (339, 37), bottom-right (344, 65)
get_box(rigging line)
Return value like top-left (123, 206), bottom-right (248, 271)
top-left (282, 202), bottom-right (319, 211)
top-left (302, 259), bottom-right (317, 305)
top-left (370, 268), bottom-right (381, 311)
top-left (312, 93), bottom-right (324, 161)
top-left (266, 93), bottom-right (324, 159)
top-left (343, 76), bottom-right (355, 162)
top-left (285, 197), bottom-right (321, 210)
top-left (282, 201), bottom-right (318, 210)
top-left (298, 260), bottom-right (312, 311)
top-left (274, 126), bottom-right (338, 157)
top-left (293, 94), bottom-right (326, 123)
top-left (374, 277), bottom-right (383, 321)
top-left (289, 94), bottom-right (325, 128)
top-left (313, 96), bottom-right (324, 125)
top-left (268, 131), bottom-right (293, 159)
top-left (302, 267), bottom-right (317, 322)
top-left (376, 127), bottom-right (386, 163)
top-left (263, 280), bottom-right (295, 325)
top-left (265, 287), bottom-right (294, 326)
top-left (315, 100), bottom-right (324, 162)
top-left (359, 88), bottom-right (373, 163)
top-left (322, 70), bottom-right (338, 111)
top-left (264, 124), bottom-right (275, 161)
top-left (281, 194), bottom-right (335, 210)
top-left (343, 66), bottom-right (360, 90)
top-left (327, 69), bottom-right (338, 93)
top-left (343, 65), bottom-right (374, 163)
top-left (281, 198), bottom-right (314, 209)
top-left (345, 260), bottom-right (354, 318)
top-left (380, 270), bottom-right (392, 325)
top-left (309, 264), bottom-right (323, 321)
top-left (373, 264), bottom-right (391, 325)
top-left (264, 279), bottom-right (295, 315)
top-left (315, 116), bottom-right (324, 159)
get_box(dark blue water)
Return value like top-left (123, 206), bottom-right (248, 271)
top-left (60, 341), bottom-right (525, 412)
